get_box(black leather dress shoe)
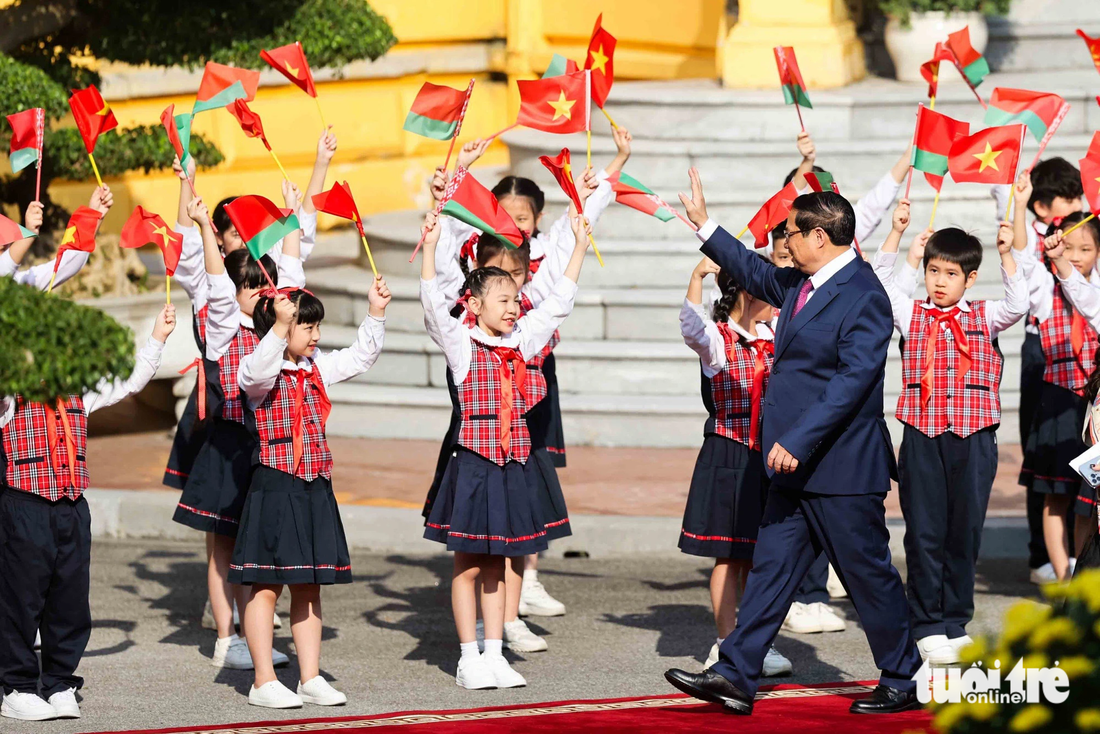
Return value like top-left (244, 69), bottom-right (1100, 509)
top-left (849, 684), bottom-right (921, 714)
top-left (664, 668), bottom-right (754, 714)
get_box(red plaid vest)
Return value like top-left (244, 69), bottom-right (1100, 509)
top-left (896, 301), bottom-right (1001, 438)
top-left (519, 293), bottom-right (558, 407)
top-left (457, 339), bottom-right (531, 466)
top-left (253, 365), bottom-right (334, 480)
top-left (1041, 284), bottom-right (1098, 396)
top-left (2, 396), bottom-right (89, 501)
top-left (214, 326), bottom-right (260, 424)
top-left (707, 324), bottom-right (773, 450)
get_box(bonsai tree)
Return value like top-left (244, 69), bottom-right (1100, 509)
top-left (877, 0), bottom-right (1012, 26)
top-left (0, 0), bottom-right (396, 247)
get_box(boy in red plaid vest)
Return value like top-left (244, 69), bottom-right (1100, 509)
top-left (874, 199), bottom-right (1026, 667)
top-left (0, 305), bottom-right (175, 722)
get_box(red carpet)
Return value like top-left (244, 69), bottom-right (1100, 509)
top-left (100, 682), bottom-right (935, 734)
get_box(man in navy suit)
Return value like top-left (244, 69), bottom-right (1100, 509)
top-left (664, 169), bottom-right (922, 715)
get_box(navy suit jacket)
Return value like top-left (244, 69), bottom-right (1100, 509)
top-left (702, 226), bottom-right (898, 496)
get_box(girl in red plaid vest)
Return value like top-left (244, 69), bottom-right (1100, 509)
top-left (679, 253), bottom-right (777, 668)
top-left (230, 277), bottom-right (388, 709)
top-left (876, 200), bottom-right (1026, 664)
top-left (419, 204), bottom-right (593, 691)
top-left (0, 305), bottom-right (174, 721)
top-left (171, 188), bottom-right (304, 671)
top-left (1021, 213), bottom-right (1100, 580)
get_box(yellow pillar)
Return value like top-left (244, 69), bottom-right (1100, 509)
top-left (720, 0), bottom-right (864, 89)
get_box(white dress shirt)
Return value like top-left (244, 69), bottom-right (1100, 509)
top-left (0, 250), bottom-right (91, 292)
top-left (679, 299), bottom-right (775, 378)
top-left (1045, 263), bottom-right (1100, 332)
top-left (1014, 246), bottom-right (1100, 325)
top-left (420, 276), bottom-right (577, 385)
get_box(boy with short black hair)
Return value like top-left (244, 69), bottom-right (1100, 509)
top-left (873, 198), bottom-right (1027, 666)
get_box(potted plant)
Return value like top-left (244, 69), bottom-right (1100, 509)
top-left (878, 0), bottom-right (1010, 83)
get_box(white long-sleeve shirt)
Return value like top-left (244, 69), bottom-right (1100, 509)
top-left (1013, 246), bottom-right (1100, 324)
top-left (874, 250), bottom-right (1027, 339)
top-left (0, 337), bottom-right (166, 429)
top-left (238, 313), bottom-right (385, 409)
top-left (420, 275), bottom-right (577, 385)
top-left (679, 299), bottom-right (775, 378)
top-left (1055, 267), bottom-right (1100, 332)
top-left (0, 249), bottom-right (91, 291)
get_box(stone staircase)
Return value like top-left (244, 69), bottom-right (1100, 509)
top-left (307, 64), bottom-right (1100, 448)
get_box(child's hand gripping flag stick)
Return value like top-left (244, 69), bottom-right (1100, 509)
top-left (540, 148), bottom-right (604, 266)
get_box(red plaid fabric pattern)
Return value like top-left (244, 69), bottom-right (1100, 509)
top-left (215, 326), bottom-right (260, 424)
top-left (708, 324), bottom-right (773, 448)
top-left (518, 293), bottom-right (557, 407)
top-left (3, 396), bottom-right (89, 500)
top-left (254, 366), bottom-right (334, 480)
top-left (193, 303), bottom-right (209, 349)
top-left (1041, 284), bottom-right (1098, 396)
top-left (457, 340), bottom-right (532, 465)
top-left (896, 301), bottom-right (1002, 438)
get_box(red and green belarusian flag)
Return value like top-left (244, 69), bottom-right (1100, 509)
top-left (0, 212), bottom-right (36, 246)
top-left (774, 46), bottom-right (811, 108)
top-left (224, 195), bottom-right (301, 261)
top-left (984, 88), bottom-right (1069, 143)
top-left (803, 171), bottom-right (838, 193)
top-left (403, 82), bottom-right (469, 140)
top-left (945, 27), bottom-right (989, 87)
top-left (160, 104), bottom-right (195, 169)
top-left (910, 105), bottom-right (970, 191)
top-left (193, 63), bottom-right (260, 115)
top-left (6, 108), bottom-right (44, 172)
top-left (440, 174), bottom-right (525, 249)
top-left (947, 124), bottom-right (1026, 185)
top-left (608, 171), bottom-right (676, 222)
top-left (543, 54), bottom-right (579, 79)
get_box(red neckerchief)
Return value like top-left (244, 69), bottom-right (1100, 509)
top-left (178, 359), bottom-right (207, 420)
top-left (488, 346), bottom-right (527, 456)
top-left (921, 306), bottom-right (971, 407)
top-left (1071, 311), bottom-right (1087, 361)
top-left (717, 323), bottom-right (773, 451)
top-left (291, 367), bottom-right (332, 475)
top-left (43, 399), bottom-right (78, 488)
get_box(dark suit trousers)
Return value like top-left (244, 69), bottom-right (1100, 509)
top-left (898, 425), bottom-right (996, 640)
top-left (0, 489), bottom-right (92, 697)
top-left (712, 486), bottom-right (921, 696)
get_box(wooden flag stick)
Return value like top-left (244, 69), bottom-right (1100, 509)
top-left (314, 97), bottom-right (327, 130)
top-left (268, 148), bottom-right (290, 182)
top-left (484, 122), bottom-right (518, 144)
top-left (928, 190), bottom-right (941, 229)
top-left (46, 271), bottom-right (57, 294)
top-left (359, 231), bottom-right (379, 278)
top-left (87, 153), bottom-right (104, 188)
top-left (794, 102), bottom-right (805, 133)
top-left (587, 129), bottom-right (593, 169)
top-left (35, 160), bottom-right (42, 204)
top-left (738, 225), bottom-right (750, 238)
top-left (587, 231), bottom-right (604, 267)
top-left (255, 257), bottom-right (278, 292)
top-left (1062, 213), bottom-right (1096, 238)
top-left (600, 106), bottom-right (618, 129)
top-left (166, 274), bottom-right (172, 305)
top-left (442, 134), bottom-right (459, 173)
top-left (1004, 196), bottom-right (1013, 225)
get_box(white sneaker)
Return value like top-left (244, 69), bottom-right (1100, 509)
top-left (519, 578), bottom-right (566, 617)
top-left (455, 655), bottom-right (497, 690)
top-left (917, 634), bottom-right (959, 665)
top-left (704, 642), bottom-right (720, 669)
top-left (1030, 563), bottom-right (1057, 585)
top-left (1, 691), bottom-right (57, 721)
top-left (202, 599), bottom-right (216, 630)
top-left (504, 619), bottom-right (548, 652)
top-left (826, 564), bottom-right (847, 598)
top-left (761, 646), bottom-right (793, 677)
top-left (782, 601), bottom-right (823, 634)
top-left (810, 602), bottom-right (847, 632)
top-left (482, 653), bottom-right (527, 688)
top-left (297, 676), bottom-right (347, 706)
top-left (212, 634), bottom-right (253, 670)
top-left (248, 680), bottom-right (302, 708)
top-left (47, 689), bottom-right (80, 719)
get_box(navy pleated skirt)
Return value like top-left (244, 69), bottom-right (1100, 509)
top-left (527, 394), bottom-right (571, 541)
top-left (163, 385), bottom-right (212, 489)
top-left (541, 354), bottom-right (567, 467)
top-left (424, 448), bottom-right (550, 557)
top-left (229, 466), bottom-right (351, 585)
top-left (678, 434), bottom-right (769, 559)
top-left (1021, 381), bottom-right (1095, 517)
top-left (172, 420), bottom-right (255, 537)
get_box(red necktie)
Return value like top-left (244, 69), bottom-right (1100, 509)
top-left (489, 347), bottom-right (527, 456)
top-left (43, 399), bottom-right (78, 488)
top-left (921, 307), bottom-right (971, 407)
top-left (291, 368), bottom-right (332, 474)
top-left (178, 359), bottom-right (206, 420)
top-left (1071, 311), bottom-right (1086, 361)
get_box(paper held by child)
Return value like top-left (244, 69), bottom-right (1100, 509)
top-left (1069, 442), bottom-right (1100, 488)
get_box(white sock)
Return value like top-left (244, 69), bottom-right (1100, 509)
top-left (716, 637), bottom-right (724, 646)
top-left (483, 639), bottom-right (503, 656)
top-left (522, 569), bottom-right (538, 583)
top-left (460, 641), bottom-right (480, 660)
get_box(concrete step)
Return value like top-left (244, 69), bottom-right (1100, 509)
top-left (594, 72), bottom-right (1100, 143)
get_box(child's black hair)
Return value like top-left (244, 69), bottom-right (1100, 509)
top-left (224, 250), bottom-right (277, 293)
top-left (1028, 158), bottom-right (1083, 217)
top-left (711, 254), bottom-right (769, 323)
top-left (213, 196), bottom-right (238, 236)
top-left (253, 289), bottom-right (326, 340)
top-left (784, 164), bottom-right (825, 187)
top-left (770, 222), bottom-right (787, 245)
top-left (924, 228), bottom-right (983, 277)
top-left (1045, 211), bottom-right (1100, 244)
top-left (450, 266), bottom-right (517, 320)
top-left (491, 177), bottom-right (545, 216)
top-left (457, 235), bottom-right (532, 281)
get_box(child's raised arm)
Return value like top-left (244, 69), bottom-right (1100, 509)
top-left (84, 304), bottom-right (174, 414)
top-left (604, 126), bottom-right (632, 176)
top-left (790, 132), bottom-right (816, 192)
top-left (239, 295), bottom-right (295, 407)
top-left (314, 276), bottom-right (388, 387)
top-left (175, 155), bottom-right (196, 228)
top-left (983, 221), bottom-right (1028, 339)
top-left (2, 201), bottom-right (43, 269)
top-left (277, 180), bottom-right (306, 289)
top-left (1012, 171), bottom-right (1032, 253)
top-left (680, 257), bottom-right (726, 374)
top-left (303, 128), bottom-right (337, 215)
top-left (420, 210), bottom-right (473, 376)
top-left (1046, 230), bottom-right (1100, 330)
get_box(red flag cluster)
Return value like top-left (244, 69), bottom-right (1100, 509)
top-left (120, 207), bottom-right (183, 276)
top-left (69, 86), bottom-right (117, 154)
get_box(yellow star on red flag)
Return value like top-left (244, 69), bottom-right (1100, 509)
top-left (60, 226), bottom-right (77, 245)
top-left (589, 45), bottom-right (609, 75)
top-left (547, 90), bottom-right (576, 121)
top-left (152, 225), bottom-right (172, 246)
top-left (972, 143), bottom-right (1003, 172)
top-left (284, 60), bottom-right (301, 78)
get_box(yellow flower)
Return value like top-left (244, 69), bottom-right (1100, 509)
top-left (1010, 705), bottom-right (1052, 732)
top-left (1021, 652), bottom-right (1048, 670)
top-left (1078, 709), bottom-right (1100, 731)
top-left (1001, 601), bottom-right (1053, 646)
top-left (934, 703), bottom-right (970, 732)
top-left (968, 700), bottom-right (999, 721)
top-left (1042, 581), bottom-right (1072, 601)
top-left (1059, 655), bottom-right (1095, 679)
top-left (959, 636), bottom-right (988, 664)
top-left (1029, 617), bottom-right (1082, 649)
top-left (1070, 570), bottom-right (1100, 612)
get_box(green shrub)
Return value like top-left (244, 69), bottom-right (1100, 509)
top-left (878, 0), bottom-right (1012, 26)
top-left (0, 277), bottom-right (135, 403)
top-left (45, 126), bottom-right (224, 181)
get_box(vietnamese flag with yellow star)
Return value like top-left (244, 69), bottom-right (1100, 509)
top-left (1078, 29), bottom-right (1100, 75)
top-left (1079, 132), bottom-right (1100, 213)
top-left (54, 206), bottom-right (101, 272)
top-left (539, 148), bottom-right (586, 214)
top-left (261, 42), bottom-right (317, 97)
top-left (911, 105), bottom-right (970, 192)
top-left (774, 46), bottom-right (812, 108)
top-left (746, 183), bottom-right (799, 248)
top-left (68, 86), bottom-right (118, 154)
top-left (584, 13), bottom-right (616, 108)
top-left (947, 124), bottom-right (1026, 185)
top-left (945, 27), bottom-right (990, 87)
top-left (517, 69), bottom-right (590, 134)
top-left (193, 62), bottom-right (260, 115)
top-left (119, 206), bottom-right (184, 276)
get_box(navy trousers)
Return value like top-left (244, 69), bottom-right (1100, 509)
top-left (712, 486), bottom-right (920, 696)
top-left (1019, 331), bottom-right (1050, 570)
top-left (898, 425), bottom-right (996, 640)
top-left (794, 553), bottom-right (829, 604)
top-left (0, 489), bottom-right (92, 697)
